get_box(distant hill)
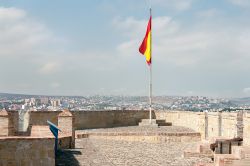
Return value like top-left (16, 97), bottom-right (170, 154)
top-left (230, 97), bottom-right (250, 106)
top-left (0, 92), bottom-right (84, 99)
top-left (0, 92), bottom-right (40, 100)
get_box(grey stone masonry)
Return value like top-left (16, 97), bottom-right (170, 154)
top-left (0, 109), bottom-right (9, 137)
top-left (236, 110), bottom-right (243, 138)
top-left (139, 119), bottom-right (158, 127)
top-left (58, 109), bottom-right (75, 148)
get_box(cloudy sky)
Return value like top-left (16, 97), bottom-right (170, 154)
top-left (0, 0), bottom-right (250, 97)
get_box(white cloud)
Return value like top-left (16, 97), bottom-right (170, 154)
top-left (0, 7), bottom-right (63, 58)
top-left (114, 15), bottom-right (250, 68)
top-left (0, 7), bottom-right (26, 21)
top-left (116, 39), bottom-right (138, 56)
top-left (196, 8), bottom-right (220, 18)
top-left (50, 82), bottom-right (60, 88)
top-left (39, 62), bottom-right (62, 74)
top-left (228, 0), bottom-right (250, 7)
top-left (152, 0), bottom-right (195, 11)
top-left (243, 88), bottom-right (250, 94)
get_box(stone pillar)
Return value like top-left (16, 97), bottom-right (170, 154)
top-left (205, 111), bottom-right (208, 139)
top-left (0, 109), bottom-right (9, 136)
top-left (236, 110), bottom-right (243, 138)
top-left (58, 109), bottom-right (75, 148)
top-left (218, 111), bottom-right (222, 137)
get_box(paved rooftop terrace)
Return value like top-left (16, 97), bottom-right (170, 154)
top-left (76, 126), bottom-right (198, 136)
top-left (57, 126), bottom-right (212, 166)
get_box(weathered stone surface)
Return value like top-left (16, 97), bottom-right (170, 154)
top-left (0, 137), bottom-right (55, 166)
top-left (56, 138), bottom-right (212, 166)
top-left (76, 126), bottom-right (201, 143)
top-left (5, 110), bottom-right (245, 142)
top-left (58, 109), bottom-right (72, 117)
top-left (0, 109), bottom-right (8, 116)
top-left (0, 116), bottom-right (8, 136)
top-left (58, 109), bottom-right (75, 148)
top-left (214, 154), bottom-right (240, 166)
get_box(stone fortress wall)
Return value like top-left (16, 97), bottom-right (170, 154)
top-left (0, 109), bottom-right (74, 166)
top-left (0, 137), bottom-right (55, 166)
top-left (155, 110), bottom-right (247, 142)
top-left (4, 110), bottom-right (150, 136)
top-left (3, 110), bottom-right (249, 142)
top-left (1, 109), bottom-right (250, 165)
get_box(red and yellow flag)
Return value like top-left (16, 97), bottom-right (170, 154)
top-left (139, 16), bottom-right (151, 65)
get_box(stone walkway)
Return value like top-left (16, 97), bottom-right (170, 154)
top-left (56, 138), bottom-right (212, 166)
top-left (76, 126), bottom-right (197, 136)
top-left (57, 126), bottom-right (212, 166)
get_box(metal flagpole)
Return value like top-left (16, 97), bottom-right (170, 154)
top-left (149, 8), bottom-right (152, 124)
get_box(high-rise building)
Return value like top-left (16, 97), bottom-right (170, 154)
top-left (40, 98), bottom-right (49, 105)
top-left (51, 99), bottom-right (61, 107)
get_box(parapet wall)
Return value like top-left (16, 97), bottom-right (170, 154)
top-left (7, 111), bottom-right (19, 136)
top-left (5, 110), bottom-right (149, 135)
top-left (3, 110), bottom-right (248, 143)
top-left (29, 111), bottom-right (60, 126)
top-left (155, 111), bottom-right (206, 138)
top-left (154, 110), bottom-right (242, 140)
top-left (6, 111), bottom-right (61, 136)
top-left (0, 137), bottom-right (55, 166)
top-left (71, 110), bottom-right (149, 130)
top-left (243, 113), bottom-right (250, 145)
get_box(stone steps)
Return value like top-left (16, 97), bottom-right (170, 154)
top-left (213, 146), bottom-right (250, 166)
top-left (139, 119), bottom-right (158, 127)
top-left (184, 142), bottom-right (214, 158)
top-left (139, 119), bottom-right (172, 127)
top-left (232, 159), bottom-right (250, 166)
top-left (156, 120), bottom-right (172, 126)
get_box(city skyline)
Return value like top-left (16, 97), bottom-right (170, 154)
top-left (1, 0), bottom-right (250, 97)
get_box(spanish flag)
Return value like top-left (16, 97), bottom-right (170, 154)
top-left (139, 16), bottom-right (151, 65)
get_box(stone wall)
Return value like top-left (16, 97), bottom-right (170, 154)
top-left (58, 110), bottom-right (75, 148)
top-left (221, 112), bottom-right (238, 138)
top-left (155, 110), bottom-right (243, 140)
top-left (207, 112), bottom-right (220, 138)
top-left (0, 137), bottom-right (55, 166)
top-left (85, 132), bottom-right (201, 143)
top-left (72, 110), bottom-right (149, 130)
top-left (0, 109), bottom-right (8, 136)
top-left (155, 111), bottom-right (206, 139)
top-left (8, 110), bottom-right (149, 133)
top-left (7, 111), bottom-right (61, 136)
top-left (5, 110), bottom-right (247, 143)
top-left (29, 111), bottom-right (61, 126)
top-left (243, 112), bottom-right (250, 145)
top-left (7, 111), bottom-right (19, 136)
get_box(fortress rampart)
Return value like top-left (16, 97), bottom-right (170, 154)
top-left (2, 110), bottom-right (248, 142)
top-left (1, 109), bottom-right (250, 165)
top-left (0, 137), bottom-right (55, 166)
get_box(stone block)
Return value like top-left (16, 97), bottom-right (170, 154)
top-left (232, 146), bottom-right (250, 160)
top-left (214, 154), bottom-right (239, 166)
top-left (139, 119), bottom-right (158, 127)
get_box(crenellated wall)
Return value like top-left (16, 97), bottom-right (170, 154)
top-left (5, 110), bottom-right (149, 136)
top-left (2, 109), bottom-right (248, 144)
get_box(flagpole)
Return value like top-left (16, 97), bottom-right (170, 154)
top-left (149, 7), bottom-right (152, 124)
